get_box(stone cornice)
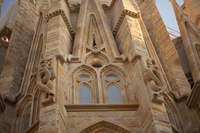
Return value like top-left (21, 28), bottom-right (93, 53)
top-left (46, 9), bottom-right (75, 37)
top-left (65, 104), bottom-right (139, 112)
top-left (113, 10), bottom-right (140, 36)
top-left (81, 121), bottom-right (131, 133)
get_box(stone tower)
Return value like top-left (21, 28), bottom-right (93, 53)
top-left (0, 0), bottom-right (199, 133)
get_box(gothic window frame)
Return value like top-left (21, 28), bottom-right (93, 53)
top-left (78, 82), bottom-right (93, 104)
top-left (21, 104), bottom-right (32, 133)
top-left (72, 65), bottom-right (98, 104)
top-left (32, 88), bottom-right (41, 124)
top-left (15, 95), bottom-right (33, 133)
top-left (107, 82), bottom-right (123, 104)
top-left (100, 65), bottom-right (127, 104)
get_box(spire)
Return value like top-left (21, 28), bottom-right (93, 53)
top-left (170, 0), bottom-right (200, 82)
top-left (72, 0), bottom-right (120, 58)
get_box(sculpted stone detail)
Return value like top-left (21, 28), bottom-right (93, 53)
top-left (143, 58), bottom-right (167, 103)
top-left (36, 60), bottom-right (56, 106)
top-left (80, 121), bottom-right (130, 133)
top-left (115, 53), bottom-right (141, 63)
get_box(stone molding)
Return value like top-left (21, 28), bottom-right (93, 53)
top-left (46, 9), bottom-right (75, 37)
top-left (113, 9), bottom-right (140, 36)
top-left (80, 121), bottom-right (131, 133)
top-left (65, 104), bottom-right (139, 112)
top-left (16, 95), bottom-right (32, 115)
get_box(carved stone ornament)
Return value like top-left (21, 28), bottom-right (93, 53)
top-left (143, 58), bottom-right (167, 103)
top-left (80, 121), bottom-right (130, 133)
top-left (36, 60), bottom-right (56, 106)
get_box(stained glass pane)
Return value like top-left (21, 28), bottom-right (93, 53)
top-left (108, 85), bottom-right (122, 104)
top-left (79, 84), bottom-right (92, 104)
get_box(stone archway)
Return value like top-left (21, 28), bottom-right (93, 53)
top-left (80, 121), bottom-right (131, 133)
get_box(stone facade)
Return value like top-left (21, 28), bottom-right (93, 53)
top-left (0, 0), bottom-right (199, 133)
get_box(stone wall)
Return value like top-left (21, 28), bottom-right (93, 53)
top-left (136, 0), bottom-right (191, 96)
top-left (0, 0), bottom-right (39, 95)
top-left (66, 111), bottom-right (140, 133)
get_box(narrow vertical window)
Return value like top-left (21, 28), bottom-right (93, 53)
top-left (21, 104), bottom-right (31, 132)
top-left (108, 85), bottom-right (122, 104)
top-left (22, 117), bottom-right (31, 132)
top-left (79, 84), bottom-right (92, 104)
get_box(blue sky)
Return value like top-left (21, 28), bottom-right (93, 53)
top-left (1, 0), bottom-right (183, 37)
top-left (156, 0), bottom-right (184, 37)
top-left (1, 0), bottom-right (13, 16)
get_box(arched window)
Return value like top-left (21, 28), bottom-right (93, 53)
top-left (79, 84), bottom-right (92, 104)
top-left (21, 104), bottom-right (31, 132)
top-left (77, 74), bottom-right (93, 104)
top-left (105, 73), bottom-right (123, 104)
top-left (108, 84), bottom-right (122, 104)
top-left (72, 65), bottom-right (98, 104)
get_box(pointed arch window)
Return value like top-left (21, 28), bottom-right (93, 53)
top-left (77, 74), bottom-right (93, 104)
top-left (105, 73), bottom-right (123, 104)
top-left (79, 84), bottom-right (92, 104)
top-left (21, 104), bottom-right (31, 132)
top-left (108, 84), bottom-right (122, 104)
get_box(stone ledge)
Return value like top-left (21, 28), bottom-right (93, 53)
top-left (65, 104), bottom-right (139, 112)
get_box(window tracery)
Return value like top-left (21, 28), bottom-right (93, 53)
top-left (107, 84), bottom-right (122, 104)
top-left (21, 104), bottom-right (31, 132)
top-left (101, 65), bottom-right (126, 104)
top-left (14, 94), bottom-right (40, 133)
top-left (72, 65), bottom-right (98, 104)
top-left (16, 102), bottom-right (32, 133)
top-left (79, 83), bottom-right (92, 104)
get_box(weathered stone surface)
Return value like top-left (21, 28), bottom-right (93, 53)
top-left (0, 0), bottom-right (199, 133)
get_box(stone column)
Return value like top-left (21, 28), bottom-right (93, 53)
top-left (170, 0), bottom-right (200, 83)
top-left (137, 59), bottom-right (173, 133)
top-left (38, 0), bottom-right (72, 132)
